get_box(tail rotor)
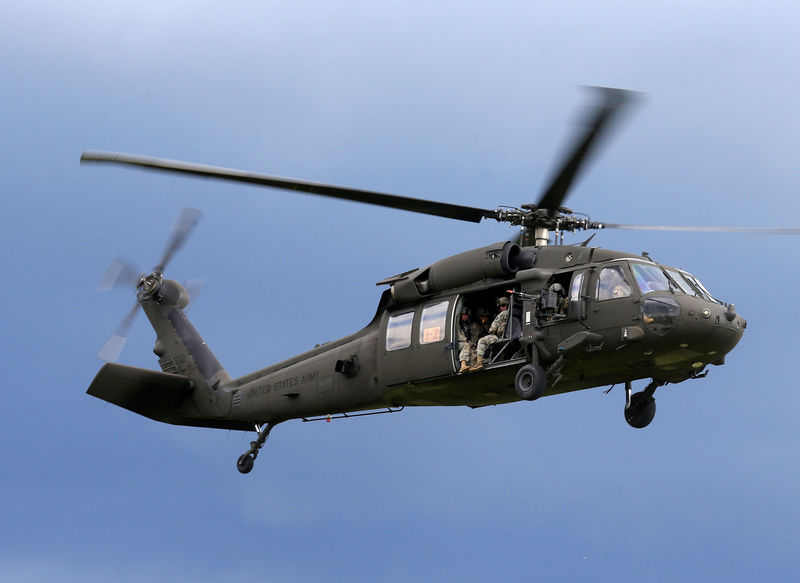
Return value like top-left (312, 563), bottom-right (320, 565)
top-left (96, 208), bottom-right (203, 362)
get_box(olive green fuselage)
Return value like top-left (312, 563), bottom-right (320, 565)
top-left (220, 244), bottom-right (744, 427)
top-left (88, 243), bottom-right (744, 432)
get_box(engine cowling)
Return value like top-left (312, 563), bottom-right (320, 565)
top-left (390, 241), bottom-right (534, 303)
top-left (154, 279), bottom-right (190, 308)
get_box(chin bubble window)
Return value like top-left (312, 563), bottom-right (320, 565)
top-left (641, 297), bottom-right (681, 336)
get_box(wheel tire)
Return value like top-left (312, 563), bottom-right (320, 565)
top-left (625, 392), bottom-right (656, 429)
top-left (237, 453), bottom-right (255, 474)
top-left (514, 363), bottom-right (546, 401)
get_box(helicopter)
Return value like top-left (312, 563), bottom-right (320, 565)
top-left (83, 87), bottom-right (797, 474)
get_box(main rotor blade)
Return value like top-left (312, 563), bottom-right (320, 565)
top-left (155, 207), bottom-right (203, 273)
top-left (602, 224), bottom-right (800, 234)
top-left (97, 301), bottom-right (140, 362)
top-left (536, 87), bottom-right (638, 212)
top-left (81, 151), bottom-right (498, 224)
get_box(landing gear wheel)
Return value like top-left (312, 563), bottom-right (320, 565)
top-left (625, 391), bottom-right (656, 429)
top-left (237, 453), bottom-right (255, 474)
top-left (235, 422), bottom-right (275, 475)
top-left (515, 363), bottom-right (546, 401)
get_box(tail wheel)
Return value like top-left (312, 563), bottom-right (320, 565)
top-left (515, 363), bottom-right (546, 401)
top-left (237, 453), bottom-right (255, 474)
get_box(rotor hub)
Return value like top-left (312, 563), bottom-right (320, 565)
top-left (495, 206), bottom-right (605, 233)
top-left (137, 272), bottom-right (163, 299)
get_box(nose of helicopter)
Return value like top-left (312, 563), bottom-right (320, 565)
top-left (676, 298), bottom-right (746, 366)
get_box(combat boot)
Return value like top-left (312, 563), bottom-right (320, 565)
top-left (459, 361), bottom-right (470, 373)
top-left (470, 356), bottom-right (485, 372)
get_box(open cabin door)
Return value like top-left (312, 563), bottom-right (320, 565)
top-left (453, 287), bottom-right (525, 369)
top-left (379, 298), bottom-right (456, 387)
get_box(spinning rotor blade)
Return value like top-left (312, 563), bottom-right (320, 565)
top-left (97, 256), bottom-right (140, 291)
top-left (535, 87), bottom-right (638, 212)
top-left (155, 207), bottom-right (203, 273)
top-left (97, 301), bottom-right (140, 362)
top-left (183, 278), bottom-right (205, 312)
top-left (81, 151), bottom-right (498, 224)
top-left (602, 224), bottom-right (800, 234)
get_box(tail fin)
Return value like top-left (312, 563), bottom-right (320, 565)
top-left (140, 277), bottom-right (231, 405)
top-left (89, 275), bottom-right (239, 427)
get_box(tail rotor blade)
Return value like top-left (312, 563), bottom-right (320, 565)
top-left (97, 301), bottom-right (140, 362)
top-left (97, 256), bottom-right (140, 291)
top-left (155, 208), bottom-right (202, 273)
top-left (183, 278), bottom-right (205, 312)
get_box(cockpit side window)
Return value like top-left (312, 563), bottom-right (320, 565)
top-left (596, 265), bottom-right (633, 301)
top-left (631, 263), bottom-right (671, 294)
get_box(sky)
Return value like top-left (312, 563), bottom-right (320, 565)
top-left (2, 1), bottom-right (799, 581)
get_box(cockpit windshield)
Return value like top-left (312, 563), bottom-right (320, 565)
top-left (664, 268), bottom-right (698, 297)
top-left (663, 267), bottom-right (720, 303)
top-left (682, 271), bottom-right (720, 303)
top-left (626, 261), bottom-right (720, 303)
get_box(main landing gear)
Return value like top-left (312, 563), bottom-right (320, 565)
top-left (514, 363), bottom-right (547, 401)
top-left (237, 422), bottom-right (275, 474)
top-left (623, 380), bottom-right (664, 429)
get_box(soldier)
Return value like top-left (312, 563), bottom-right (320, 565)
top-left (470, 296), bottom-right (510, 371)
top-left (551, 283), bottom-right (569, 317)
top-left (457, 306), bottom-right (478, 373)
top-left (474, 307), bottom-right (491, 337)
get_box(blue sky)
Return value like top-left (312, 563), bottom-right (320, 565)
top-left (2, 1), bottom-right (799, 581)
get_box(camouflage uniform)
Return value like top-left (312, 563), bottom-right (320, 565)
top-left (474, 311), bottom-right (491, 337)
top-left (458, 319), bottom-right (481, 364)
top-left (475, 306), bottom-right (509, 359)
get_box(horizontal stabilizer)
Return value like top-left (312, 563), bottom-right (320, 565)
top-left (87, 363), bottom-right (192, 423)
top-left (87, 363), bottom-right (254, 431)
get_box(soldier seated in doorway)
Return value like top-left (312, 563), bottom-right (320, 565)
top-left (457, 306), bottom-right (481, 373)
top-left (470, 296), bottom-right (510, 372)
top-left (474, 307), bottom-right (491, 338)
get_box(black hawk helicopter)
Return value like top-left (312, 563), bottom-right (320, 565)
top-left (84, 88), bottom-right (797, 474)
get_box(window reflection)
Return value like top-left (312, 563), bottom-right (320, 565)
top-left (420, 301), bottom-right (448, 344)
top-left (631, 263), bottom-right (671, 294)
top-left (386, 312), bottom-right (413, 351)
top-left (597, 266), bottom-right (632, 300)
top-left (665, 268), bottom-right (699, 297)
top-left (569, 272), bottom-right (585, 302)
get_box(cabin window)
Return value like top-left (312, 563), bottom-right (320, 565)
top-left (386, 312), bottom-right (413, 351)
top-left (419, 301), bottom-right (448, 344)
top-left (630, 263), bottom-right (671, 294)
top-left (596, 265), bottom-right (633, 301)
top-left (569, 271), bottom-right (585, 302)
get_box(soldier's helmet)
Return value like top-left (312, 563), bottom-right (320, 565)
top-left (476, 307), bottom-right (489, 318)
top-left (460, 306), bottom-right (471, 316)
top-left (550, 283), bottom-right (565, 295)
top-left (497, 296), bottom-right (510, 307)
